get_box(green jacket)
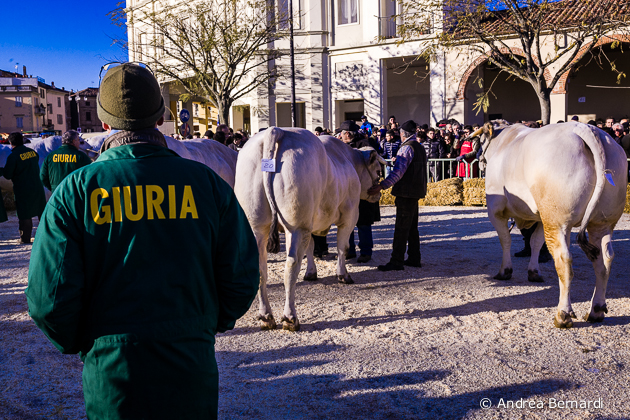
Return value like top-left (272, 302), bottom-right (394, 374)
top-left (40, 144), bottom-right (91, 192)
top-left (3, 145), bottom-right (46, 219)
top-left (26, 143), bottom-right (259, 420)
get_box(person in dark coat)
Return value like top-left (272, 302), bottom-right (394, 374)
top-left (369, 120), bottom-right (427, 271)
top-left (2, 132), bottom-right (47, 243)
top-left (340, 120), bottom-right (380, 262)
top-left (40, 130), bottom-right (92, 193)
top-left (26, 63), bottom-right (259, 420)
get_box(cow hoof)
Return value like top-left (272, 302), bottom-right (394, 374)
top-left (258, 315), bottom-right (277, 330)
top-left (338, 274), bottom-right (354, 284)
top-left (584, 304), bottom-right (607, 323)
top-left (569, 310), bottom-right (577, 319)
top-left (553, 310), bottom-right (573, 329)
top-left (303, 272), bottom-right (318, 281)
top-left (281, 316), bottom-right (300, 332)
top-left (493, 268), bottom-right (512, 280)
top-left (527, 269), bottom-right (544, 283)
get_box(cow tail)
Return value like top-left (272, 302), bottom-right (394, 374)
top-left (262, 127), bottom-right (283, 254)
top-left (574, 124), bottom-right (606, 261)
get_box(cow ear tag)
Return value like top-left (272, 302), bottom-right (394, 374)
top-left (605, 172), bottom-right (615, 187)
top-left (262, 158), bottom-right (276, 173)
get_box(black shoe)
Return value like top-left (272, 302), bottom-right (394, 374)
top-left (514, 248), bottom-right (531, 258)
top-left (403, 259), bottom-right (422, 268)
top-left (378, 262), bottom-right (404, 271)
top-left (357, 255), bottom-right (371, 263)
top-left (345, 252), bottom-right (357, 259)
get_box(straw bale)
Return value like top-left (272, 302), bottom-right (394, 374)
top-left (463, 178), bottom-right (486, 206)
top-left (625, 184), bottom-right (630, 213)
top-left (379, 188), bottom-right (396, 206)
top-left (423, 178), bottom-right (463, 206)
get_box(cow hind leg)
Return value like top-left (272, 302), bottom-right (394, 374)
top-left (527, 223), bottom-right (545, 283)
top-left (546, 225), bottom-right (574, 328)
top-left (255, 230), bottom-right (276, 330)
top-left (488, 212), bottom-right (513, 280)
top-left (584, 227), bottom-right (613, 323)
top-left (303, 235), bottom-right (318, 281)
top-left (335, 223), bottom-right (354, 284)
top-left (281, 229), bottom-right (310, 331)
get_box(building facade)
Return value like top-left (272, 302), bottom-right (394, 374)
top-left (126, 1), bottom-right (630, 132)
top-left (0, 69), bottom-right (69, 135)
top-left (66, 88), bottom-right (105, 133)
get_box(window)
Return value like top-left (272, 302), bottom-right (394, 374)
top-left (277, 0), bottom-right (301, 30)
top-left (40, 89), bottom-right (45, 99)
top-left (57, 97), bottom-right (61, 107)
top-left (86, 112), bottom-right (92, 122)
top-left (338, 0), bottom-right (358, 25)
top-left (15, 96), bottom-right (22, 107)
top-left (194, 103), bottom-right (199, 117)
top-left (86, 101), bottom-right (90, 106)
top-left (16, 117), bottom-right (23, 128)
top-left (47, 104), bottom-right (53, 114)
top-left (57, 114), bottom-right (63, 125)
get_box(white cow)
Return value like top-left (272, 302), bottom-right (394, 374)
top-left (80, 134), bottom-right (238, 188)
top-left (477, 121), bottom-right (627, 328)
top-left (234, 127), bottom-right (383, 331)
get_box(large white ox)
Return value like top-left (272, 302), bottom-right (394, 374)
top-left (234, 127), bottom-right (383, 331)
top-left (80, 133), bottom-right (238, 187)
top-left (477, 121), bottom-right (627, 328)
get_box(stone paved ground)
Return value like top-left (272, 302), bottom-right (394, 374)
top-left (1, 207), bottom-right (629, 419)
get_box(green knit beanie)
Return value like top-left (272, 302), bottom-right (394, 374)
top-left (97, 64), bottom-right (165, 130)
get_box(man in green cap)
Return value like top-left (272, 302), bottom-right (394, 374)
top-left (40, 130), bottom-right (92, 193)
top-left (2, 132), bottom-right (47, 243)
top-left (26, 63), bottom-right (259, 420)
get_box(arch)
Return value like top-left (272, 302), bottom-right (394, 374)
top-left (456, 48), bottom-right (553, 100)
top-left (552, 34), bottom-right (630, 94)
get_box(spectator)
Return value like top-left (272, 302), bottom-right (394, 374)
top-left (381, 129), bottom-right (401, 178)
top-left (1, 132), bottom-right (46, 244)
top-left (387, 115), bottom-right (399, 130)
top-left (213, 131), bottom-right (227, 145)
top-left (612, 123), bottom-right (624, 144)
top-left (605, 117), bottom-right (615, 129)
top-left (422, 127), bottom-right (446, 182)
top-left (203, 129), bottom-right (214, 139)
top-left (454, 125), bottom-right (480, 178)
top-left (229, 133), bottom-right (244, 151)
top-left (360, 115), bottom-right (374, 136)
top-left (314, 126), bottom-right (324, 136)
top-left (40, 130), bottom-right (91, 193)
top-left (193, 132), bottom-right (201, 139)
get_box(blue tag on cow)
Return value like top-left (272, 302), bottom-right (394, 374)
top-left (605, 173), bottom-right (615, 187)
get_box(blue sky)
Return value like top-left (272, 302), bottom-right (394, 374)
top-left (0, 1), bottom-right (127, 92)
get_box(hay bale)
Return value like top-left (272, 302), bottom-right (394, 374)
top-left (2, 191), bottom-right (15, 211)
top-left (463, 178), bottom-right (486, 206)
top-left (423, 178), bottom-right (463, 206)
top-left (625, 184), bottom-right (630, 213)
top-left (379, 187), bottom-right (396, 206)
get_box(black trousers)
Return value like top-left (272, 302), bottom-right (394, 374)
top-left (391, 197), bottom-right (421, 265)
top-left (18, 218), bottom-right (33, 243)
top-left (521, 222), bottom-right (550, 253)
top-left (312, 234), bottom-right (328, 255)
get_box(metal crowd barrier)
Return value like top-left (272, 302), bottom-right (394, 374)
top-left (383, 158), bottom-right (482, 182)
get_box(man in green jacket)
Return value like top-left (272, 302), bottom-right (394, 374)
top-left (2, 132), bottom-right (47, 243)
top-left (26, 63), bottom-right (259, 420)
top-left (40, 130), bottom-right (91, 192)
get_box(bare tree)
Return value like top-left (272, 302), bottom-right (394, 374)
top-left (397, 0), bottom-right (630, 124)
top-left (111, 0), bottom-right (287, 125)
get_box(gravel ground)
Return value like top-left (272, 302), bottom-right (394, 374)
top-left (1, 206), bottom-right (629, 419)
